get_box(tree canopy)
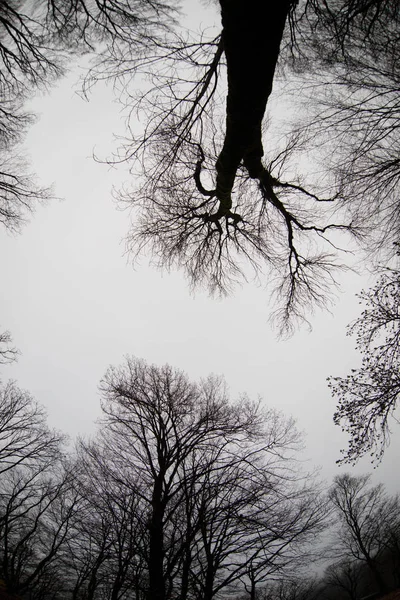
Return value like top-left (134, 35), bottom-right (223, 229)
top-left (329, 267), bottom-right (400, 464)
top-left (97, 0), bottom-right (399, 331)
top-left (1, 0), bottom-right (400, 464)
top-left (1, 0), bottom-right (399, 330)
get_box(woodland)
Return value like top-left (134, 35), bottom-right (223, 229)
top-left (0, 0), bottom-right (399, 598)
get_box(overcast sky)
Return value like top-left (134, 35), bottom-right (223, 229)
top-left (0, 0), bottom-right (399, 496)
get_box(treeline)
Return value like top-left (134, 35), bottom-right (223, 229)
top-left (0, 357), bottom-right (399, 600)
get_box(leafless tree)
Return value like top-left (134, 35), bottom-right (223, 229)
top-left (89, 0), bottom-right (400, 332)
top-left (257, 577), bottom-right (321, 600)
top-left (383, 511), bottom-right (400, 589)
top-left (0, 1), bottom-right (61, 231)
top-left (96, 357), bottom-right (326, 600)
top-left (329, 267), bottom-right (400, 464)
top-left (3, 0), bottom-right (397, 332)
top-left (0, 380), bottom-right (64, 474)
top-left (0, 453), bottom-right (79, 597)
top-left (0, 0), bottom-right (174, 231)
top-left (328, 473), bottom-right (398, 595)
top-left (291, 0), bottom-right (400, 262)
top-left (323, 559), bottom-right (363, 600)
top-left (63, 443), bottom-right (148, 600)
top-left (2, 0), bottom-right (398, 332)
top-left (106, 7), bottom-right (353, 334)
top-left (0, 331), bottom-right (18, 365)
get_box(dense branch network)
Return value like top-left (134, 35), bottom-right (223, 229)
top-left (2, 0), bottom-right (398, 334)
top-left (106, 1), bottom-right (356, 333)
top-left (291, 0), bottom-right (400, 262)
top-left (0, 0), bottom-right (174, 231)
top-left (329, 268), bottom-right (400, 464)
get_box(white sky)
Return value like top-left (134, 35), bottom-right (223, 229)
top-left (0, 0), bottom-right (399, 496)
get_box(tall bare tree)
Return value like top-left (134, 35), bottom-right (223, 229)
top-left (63, 442), bottom-right (148, 600)
top-left (96, 357), bottom-right (326, 600)
top-left (109, 3), bottom-right (353, 333)
top-left (328, 474), bottom-right (399, 595)
top-left (3, 0), bottom-right (398, 330)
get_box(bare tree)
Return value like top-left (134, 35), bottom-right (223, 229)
top-left (63, 443), bottom-right (148, 600)
top-left (323, 559), bottom-right (363, 600)
top-left (0, 454), bottom-right (79, 597)
top-left (291, 0), bottom-right (400, 261)
top-left (328, 473), bottom-right (398, 595)
top-left (258, 577), bottom-right (321, 600)
top-left (0, 0), bottom-right (174, 231)
top-left (91, 0), bottom-right (400, 331)
top-left (96, 357), bottom-right (326, 600)
top-left (329, 267), bottom-right (400, 464)
top-left (109, 11), bottom-right (353, 333)
top-left (0, 331), bottom-right (18, 365)
top-left (2, 0), bottom-right (398, 331)
top-left (0, 380), bottom-right (64, 474)
top-left (0, 1), bottom-right (62, 231)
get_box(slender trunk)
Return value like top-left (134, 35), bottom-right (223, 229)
top-left (367, 558), bottom-right (387, 595)
top-left (249, 570), bottom-right (256, 600)
top-left (179, 544), bottom-right (191, 600)
top-left (147, 477), bottom-right (165, 600)
top-left (86, 546), bottom-right (108, 600)
top-left (111, 569), bottom-right (124, 600)
top-left (203, 563), bottom-right (215, 600)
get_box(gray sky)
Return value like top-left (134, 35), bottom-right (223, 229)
top-left (0, 0), bottom-right (399, 496)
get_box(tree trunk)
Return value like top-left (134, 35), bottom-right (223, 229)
top-left (203, 563), bottom-right (215, 600)
top-left (147, 477), bottom-right (165, 600)
top-left (367, 557), bottom-right (387, 595)
top-left (216, 0), bottom-right (293, 206)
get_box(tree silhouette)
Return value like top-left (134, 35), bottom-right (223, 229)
top-left (0, 381), bottom-right (64, 475)
top-left (293, 0), bottom-right (400, 263)
top-left (95, 357), bottom-right (326, 600)
top-left (3, 1), bottom-right (398, 329)
top-left (328, 474), bottom-right (399, 595)
top-left (106, 0), bottom-right (397, 330)
top-left (112, 1), bottom-right (355, 333)
top-left (0, 0), bottom-right (174, 231)
top-left (0, 438), bottom-right (77, 597)
top-left (323, 560), bottom-right (363, 600)
top-left (329, 267), bottom-right (400, 464)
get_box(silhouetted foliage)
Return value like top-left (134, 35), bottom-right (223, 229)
top-left (64, 443), bottom-right (148, 599)
top-left (112, 1), bottom-right (355, 334)
top-left (2, 0), bottom-right (399, 330)
top-left (0, 382), bottom-right (75, 598)
top-left (0, 461), bottom-right (78, 597)
top-left (2, 368), bottom-right (400, 599)
top-left (103, 0), bottom-right (399, 332)
top-left (329, 267), bottom-right (400, 464)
